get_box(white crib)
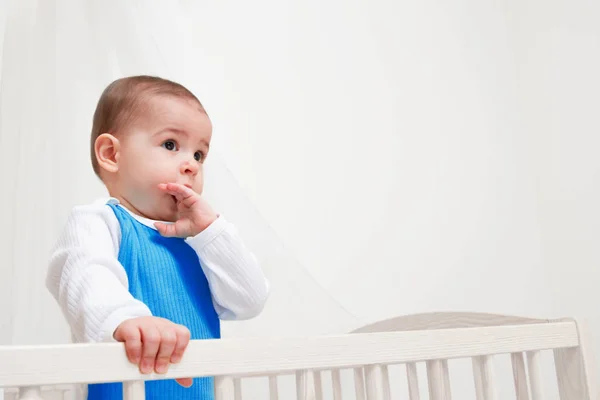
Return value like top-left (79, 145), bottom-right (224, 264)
top-left (0, 312), bottom-right (596, 399)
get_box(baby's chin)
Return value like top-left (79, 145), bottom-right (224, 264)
top-left (139, 199), bottom-right (179, 222)
top-left (156, 213), bottom-right (178, 223)
top-left (159, 196), bottom-right (180, 222)
top-left (152, 206), bottom-right (179, 223)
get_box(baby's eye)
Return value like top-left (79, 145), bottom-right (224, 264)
top-left (194, 151), bottom-right (204, 162)
top-left (162, 140), bottom-right (177, 151)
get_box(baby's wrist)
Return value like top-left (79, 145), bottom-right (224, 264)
top-left (192, 214), bottom-right (218, 236)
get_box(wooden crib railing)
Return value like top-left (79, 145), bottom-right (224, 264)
top-left (0, 313), bottom-right (596, 399)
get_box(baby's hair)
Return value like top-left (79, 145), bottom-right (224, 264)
top-left (90, 75), bottom-right (205, 176)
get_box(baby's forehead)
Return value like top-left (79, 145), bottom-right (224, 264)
top-left (134, 94), bottom-right (211, 134)
top-left (144, 93), bottom-right (202, 111)
top-left (129, 95), bottom-right (197, 125)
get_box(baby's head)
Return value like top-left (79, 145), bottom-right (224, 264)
top-left (91, 75), bottom-right (212, 222)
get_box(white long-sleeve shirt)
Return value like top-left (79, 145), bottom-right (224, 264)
top-left (46, 197), bottom-right (270, 343)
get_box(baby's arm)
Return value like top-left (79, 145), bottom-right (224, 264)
top-left (46, 203), bottom-right (192, 385)
top-left (154, 183), bottom-right (270, 320)
top-left (186, 216), bottom-right (270, 320)
top-left (46, 203), bottom-right (151, 342)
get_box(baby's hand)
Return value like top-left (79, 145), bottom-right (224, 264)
top-left (155, 183), bottom-right (218, 238)
top-left (114, 316), bottom-right (193, 388)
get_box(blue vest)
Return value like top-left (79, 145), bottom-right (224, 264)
top-left (87, 203), bottom-right (220, 400)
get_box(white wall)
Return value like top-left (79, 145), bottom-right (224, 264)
top-left (189, 0), bottom-right (553, 323)
top-left (188, 1), bottom-right (600, 395)
top-left (506, 0), bottom-right (600, 332)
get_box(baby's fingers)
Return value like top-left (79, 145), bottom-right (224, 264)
top-left (155, 331), bottom-right (177, 374)
top-left (157, 183), bottom-right (198, 207)
top-left (140, 327), bottom-right (161, 374)
top-left (171, 326), bottom-right (191, 364)
top-left (114, 325), bottom-right (142, 365)
top-left (176, 377), bottom-right (193, 388)
top-left (154, 222), bottom-right (178, 237)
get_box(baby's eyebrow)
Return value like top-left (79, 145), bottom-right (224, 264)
top-left (154, 127), bottom-right (185, 136)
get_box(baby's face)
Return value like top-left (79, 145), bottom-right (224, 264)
top-left (116, 95), bottom-right (212, 222)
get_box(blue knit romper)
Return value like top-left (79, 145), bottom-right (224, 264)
top-left (87, 203), bottom-right (220, 400)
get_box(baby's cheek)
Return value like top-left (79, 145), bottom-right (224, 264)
top-left (150, 166), bottom-right (177, 185)
top-left (196, 177), bottom-right (205, 193)
top-left (192, 170), bottom-right (204, 193)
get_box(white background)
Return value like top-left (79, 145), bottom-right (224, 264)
top-left (191, 0), bottom-right (600, 328)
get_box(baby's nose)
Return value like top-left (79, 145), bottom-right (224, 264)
top-left (180, 160), bottom-right (198, 175)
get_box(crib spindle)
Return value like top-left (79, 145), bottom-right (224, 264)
top-left (215, 376), bottom-right (235, 400)
top-left (331, 369), bottom-right (343, 400)
top-left (365, 365), bottom-right (383, 400)
top-left (4, 388), bottom-right (17, 400)
top-left (511, 353), bottom-right (530, 400)
top-left (426, 360), bottom-right (451, 399)
top-left (122, 381), bottom-right (145, 400)
top-left (17, 387), bottom-right (43, 400)
top-left (354, 368), bottom-right (366, 400)
top-left (59, 387), bottom-right (70, 400)
top-left (526, 351), bottom-right (544, 400)
top-left (381, 365), bottom-right (391, 400)
top-left (472, 355), bottom-right (497, 400)
top-left (233, 378), bottom-right (242, 400)
top-left (473, 357), bottom-right (484, 399)
top-left (406, 362), bottom-right (420, 400)
top-left (268, 375), bottom-right (279, 400)
top-left (296, 370), bottom-right (311, 400)
top-left (313, 371), bottom-right (323, 400)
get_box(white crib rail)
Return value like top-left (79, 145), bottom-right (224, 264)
top-left (0, 315), bottom-right (595, 400)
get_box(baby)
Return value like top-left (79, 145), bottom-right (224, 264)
top-left (46, 76), bottom-right (270, 400)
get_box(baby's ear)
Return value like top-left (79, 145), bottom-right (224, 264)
top-left (95, 133), bottom-right (120, 173)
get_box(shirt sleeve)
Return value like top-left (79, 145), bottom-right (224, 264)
top-left (185, 215), bottom-right (270, 320)
top-left (46, 202), bottom-right (152, 343)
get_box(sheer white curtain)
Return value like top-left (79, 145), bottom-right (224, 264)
top-left (0, 0), bottom-right (359, 346)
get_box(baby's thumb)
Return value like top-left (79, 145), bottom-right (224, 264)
top-left (154, 222), bottom-right (175, 237)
